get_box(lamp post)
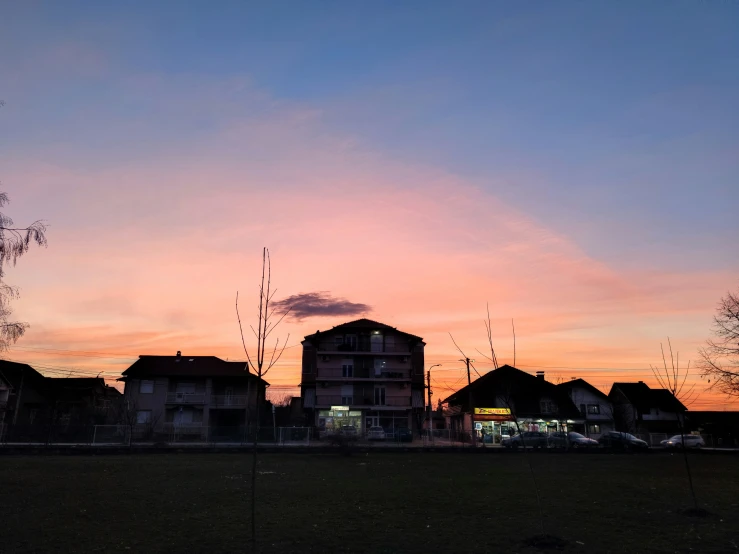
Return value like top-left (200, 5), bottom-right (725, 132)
top-left (427, 364), bottom-right (441, 440)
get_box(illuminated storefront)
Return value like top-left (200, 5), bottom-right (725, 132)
top-left (317, 406), bottom-right (363, 434)
top-left (473, 407), bottom-right (514, 443)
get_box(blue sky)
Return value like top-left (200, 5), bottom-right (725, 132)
top-left (3, 1), bottom-right (737, 268)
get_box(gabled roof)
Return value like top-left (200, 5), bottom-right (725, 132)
top-left (0, 359), bottom-right (47, 391)
top-left (121, 355), bottom-right (269, 384)
top-left (442, 364), bottom-right (581, 419)
top-left (304, 318), bottom-right (423, 341)
top-left (556, 378), bottom-right (610, 401)
top-left (610, 382), bottom-right (687, 412)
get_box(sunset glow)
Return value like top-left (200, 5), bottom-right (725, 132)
top-left (2, 2), bottom-right (737, 410)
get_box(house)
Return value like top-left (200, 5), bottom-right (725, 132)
top-left (46, 378), bottom-right (123, 426)
top-left (555, 378), bottom-right (614, 438)
top-left (686, 411), bottom-right (739, 448)
top-left (0, 360), bottom-right (51, 427)
top-left (300, 319), bottom-right (426, 436)
top-left (119, 351), bottom-right (268, 441)
top-left (442, 365), bottom-right (582, 443)
top-left (609, 381), bottom-right (687, 434)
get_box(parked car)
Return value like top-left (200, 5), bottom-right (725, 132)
top-left (396, 428), bottom-right (413, 442)
top-left (660, 434), bottom-right (705, 449)
top-left (548, 432), bottom-right (599, 449)
top-left (367, 426), bottom-right (386, 441)
top-left (598, 431), bottom-right (649, 451)
top-left (339, 425), bottom-right (358, 437)
top-left (502, 431), bottom-right (549, 449)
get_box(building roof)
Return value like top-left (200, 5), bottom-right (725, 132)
top-left (442, 364), bottom-right (581, 419)
top-left (120, 355), bottom-right (269, 384)
top-left (556, 378), bottom-right (610, 401)
top-left (0, 359), bottom-right (48, 391)
top-left (303, 318), bottom-right (423, 341)
top-left (610, 382), bottom-right (687, 412)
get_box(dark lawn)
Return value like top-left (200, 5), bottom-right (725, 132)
top-left (0, 452), bottom-right (737, 553)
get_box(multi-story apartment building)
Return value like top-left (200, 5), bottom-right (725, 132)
top-left (120, 352), bottom-right (267, 440)
top-left (300, 319), bottom-right (426, 436)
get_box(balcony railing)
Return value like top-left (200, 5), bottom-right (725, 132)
top-left (317, 343), bottom-right (412, 354)
top-left (315, 395), bottom-right (412, 407)
top-left (165, 393), bottom-right (206, 404)
top-left (316, 369), bottom-right (409, 380)
top-left (210, 395), bottom-right (250, 408)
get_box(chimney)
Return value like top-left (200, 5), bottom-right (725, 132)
top-left (176, 351), bottom-right (181, 358)
top-left (536, 371), bottom-right (545, 380)
top-left (638, 380), bottom-right (644, 384)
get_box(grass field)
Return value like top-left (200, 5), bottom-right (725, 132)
top-left (1, 452), bottom-right (738, 553)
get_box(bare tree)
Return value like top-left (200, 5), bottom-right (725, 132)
top-left (651, 338), bottom-right (700, 512)
top-left (450, 306), bottom-right (557, 545)
top-left (698, 288), bottom-right (739, 397)
top-left (0, 193), bottom-right (48, 350)
top-left (236, 247), bottom-right (291, 549)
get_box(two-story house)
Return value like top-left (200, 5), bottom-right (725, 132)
top-left (609, 381), bottom-right (687, 434)
top-left (443, 365), bottom-right (582, 443)
top-left (555, 378), bottom-right (614, 438)
top-left (120, 352), bottom-right (268, 441)
top-left (300, 319), bottom-right (426, 436)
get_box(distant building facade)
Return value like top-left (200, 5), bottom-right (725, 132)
top-left (300, 319), bottom-right (426, 436)
top-left (609, 381), bottom-right (687, 434)
top-left (120, 352), bottom-right (267, 441)
top-left (442, 365), bottom-right (582, 443)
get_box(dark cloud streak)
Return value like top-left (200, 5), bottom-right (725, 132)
top-left (273, 292), bottom-right (371, 321)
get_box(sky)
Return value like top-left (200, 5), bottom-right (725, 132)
top-left (1, 1), bottom-right (738, 408)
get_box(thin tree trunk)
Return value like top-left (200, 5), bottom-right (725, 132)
top-left (677, 413), bottom-right (699, 510)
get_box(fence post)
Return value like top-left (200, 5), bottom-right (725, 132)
top-left (92, 425), bottom-right (97, 446)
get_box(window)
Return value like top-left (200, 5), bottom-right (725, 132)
top-left (370, 332), bottom-right (383, 353)
top-left (539, 400), bottom-right (557, 414)
top-left (384, 335), bottom-right (395, 352)
top-left (345, 335), bottom-right (358, 350)
top-left (140, 380), bottom-right (154, 394)
top-left (342, 360), bottom-right (354, 378)
top-left (334, 335), bottom-right (344, 347)
top-left (588, 424), bottom-right (601, 435)
top-left (587, 404), bottom-right (601, 415)
top-left (341, 385), bottom-right (352, 405)
top-left (374, 386), bottom-right (386, 406)
top-left (579, 403), bottom-right (586, 416)
top-left (136, 410), bottom-right (152, 424)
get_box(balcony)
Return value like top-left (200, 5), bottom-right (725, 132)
top-left (165, 393), bottom-right (205, 404)
top-left (316, 369), bottom-right (410, 381)
top-left (315, 395), bottom-right (412, 408)
top-left (317, 343), bottom-right (412, 354)
top-left (210, 395), bottom-right (250, 408)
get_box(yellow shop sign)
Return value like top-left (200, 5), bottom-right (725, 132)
top-left (474, 407), bottom-right (511, 415)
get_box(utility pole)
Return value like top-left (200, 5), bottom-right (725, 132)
top-left (461, 357), bottom-right (475, 446)
top-left (426, 364), bottom-right (441, 442)
top-left (427, 371), bottom-right (432, 441)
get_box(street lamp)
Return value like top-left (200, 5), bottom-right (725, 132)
top-left (427, 364), bottom-right (442, 437)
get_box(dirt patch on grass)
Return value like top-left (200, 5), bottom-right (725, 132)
top-left (523, 534), bottom-right (569, 550)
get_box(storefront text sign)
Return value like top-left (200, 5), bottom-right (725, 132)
top-left (474, 407), bottom-right (511, 415)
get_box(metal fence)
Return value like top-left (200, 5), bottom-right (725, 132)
top-left (1, 423), bottom-right (735, 449)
